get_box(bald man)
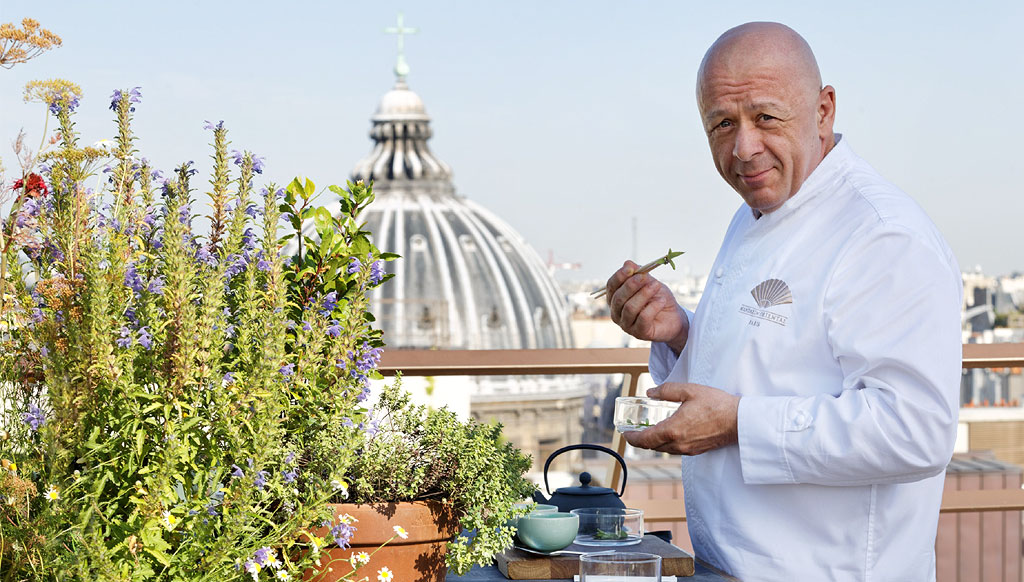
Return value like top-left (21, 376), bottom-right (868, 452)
top-left (605, 23), bottom-right (962, 580)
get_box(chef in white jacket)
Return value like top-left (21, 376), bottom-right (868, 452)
top-left (605, 22), bottom-right (962, 581)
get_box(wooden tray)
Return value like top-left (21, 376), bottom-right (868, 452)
top-left (494, 535), bottom-right (695, 579)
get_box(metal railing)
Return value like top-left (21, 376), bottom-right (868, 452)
top-left (379, 343), bottom-right (1024, 520)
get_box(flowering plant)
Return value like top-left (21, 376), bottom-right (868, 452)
top-left (0, 80), bottom-right (400, 581)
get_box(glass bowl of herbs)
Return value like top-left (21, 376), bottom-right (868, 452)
top-left (614, 397), bottom-right (679, 433)
top-left (570, 507), bottom-right (644, 546)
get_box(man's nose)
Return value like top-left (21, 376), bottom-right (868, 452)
top-left (732, 124), bottom-right (764, 161)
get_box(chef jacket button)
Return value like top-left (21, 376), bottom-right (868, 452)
top-left (791, 410), bottom-right (810, 430)
top-left (715, 267), bottom-right (725, 278)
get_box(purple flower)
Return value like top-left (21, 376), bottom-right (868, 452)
top-left (320, 291), bottom-right (338, 315)
top-left (251, 156), bottom-right (265, 175)
top-left (110, 87), bottom-right (142, 112)
top-left (205, 502), bottom-right (218, 516)
top-left (285, 452), bottom-right (296, 464)
top-left (116, 326), bottom-right (133, 348)
top-left (347, 256), bottom-right (362, 275)
top-left (147, 276), bottom-right (164, 295)
top-left (253, 546), bottom-right (273, 566)
top-left (256, 257), bottom-right (271, 272)
top-left (230, 150), bottom-right (244, 166)
top-left (279, 363), bottom-right (295, 376)
top-left (23, 404), bottom-right (47, 432)
top-left (370, 259), bottom-right (385, 285)
top-left (124, 265), bottom-right (145, 294)
top-left (342, 417), bottom-right (354, 428)
top-left (326, 322), bottom-right (341, 337)
top-left (195, 245), bottom-right (212, 266)
top-left (331, 522), bottom-right (356, 549)
top-left (283, 468), bottom-right (298, 484)
top-left (301, 320), bottom-right (311, 332)
top-left (40, 347), bottom-right (49, 357)
top-left (241, 228), bottom-right (258, 251)
top-left (203, 120), bottom-right (224, 131)
top-left (137, 327), bottom-right (153, 350)
top-left (253, 470), bottom-right (269, 489)
top-left (31, 308), bottom-right (43, 323)
top-left (223, 372), bottom-right (234, 385)
top-left (231, 464), bottom-right (244, 478)
top-left (224, 254), bottom-right (246, 278)
top-left (244, 203), bottom-right (259, 218)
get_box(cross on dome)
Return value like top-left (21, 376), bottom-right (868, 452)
top-left (384, 12), bottom-right (418, 81)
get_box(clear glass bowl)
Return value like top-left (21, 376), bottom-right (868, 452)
top-left (570, 507), bottom-right (644, 546)
top-left (579, 552), bottom-right (661, 582)
top-left (613, 397), bottom-right (679, 433)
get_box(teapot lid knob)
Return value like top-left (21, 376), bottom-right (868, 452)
top-left (579, 471), bottom-right (592, 486)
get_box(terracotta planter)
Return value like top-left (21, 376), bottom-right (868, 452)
top-left (304, 501), bottom-right (460, 582)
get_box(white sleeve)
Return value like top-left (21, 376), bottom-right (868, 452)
top-left (648, 308), bottom-right (694, 384)
top-left (737, 225), bottom-right (962, 486)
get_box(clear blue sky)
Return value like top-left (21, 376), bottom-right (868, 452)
top-left (2, 0), bottom-right (1022, 280)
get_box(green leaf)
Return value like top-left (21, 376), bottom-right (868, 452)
top-left (285, 178), bottom-right (303, 205)
top-left (303, 177), bottom-right (316, 200)
top-left (320, 225), bottom-right (334, 253)
top-left (314, 207), bottom-right (333, 233)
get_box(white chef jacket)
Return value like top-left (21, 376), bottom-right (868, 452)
top-left (649, 135), bottom-right (963, 581)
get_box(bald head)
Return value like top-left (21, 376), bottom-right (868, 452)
top-left (697, 22), bottom-right (822, 112)
top-left (694, 22), bottom-right (837, 214)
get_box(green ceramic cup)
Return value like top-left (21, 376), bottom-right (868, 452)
top-left (516, 512), bottom-right (580, 552)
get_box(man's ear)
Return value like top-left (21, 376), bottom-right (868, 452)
top-left (818, 85), bottom-right (837, 134)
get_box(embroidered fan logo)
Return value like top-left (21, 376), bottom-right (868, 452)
top-left (739, 278), bottom-right (793, 327)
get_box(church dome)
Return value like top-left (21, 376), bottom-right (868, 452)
top-left (351, 77), bottom-right (574, 352)
top-left (373, 80), bottom-right (428, 120)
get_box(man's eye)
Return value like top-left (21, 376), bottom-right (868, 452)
top-left (713, 119), bottom-right (732, 131)
top-left (758, 114), bottom-right (777, 122)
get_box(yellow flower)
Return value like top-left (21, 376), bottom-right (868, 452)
top-left (393, 525), bottom-right (409, 539)
top-left (377, 567), bottom-right (394, 582)
top-left (275, 571), bottom-right (290, 581)
top-left (43, 485), bottom-right (59, 502)
top-left (161, 510), bottom-right (178, 530)
top-left (23, 78), bottom-right (81, 110)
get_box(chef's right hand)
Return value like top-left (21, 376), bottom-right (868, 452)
top-left (605, 260), bottom-right (689, 354)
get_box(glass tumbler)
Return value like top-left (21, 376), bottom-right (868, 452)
top-left (579, 552), bottom-right (661, 582)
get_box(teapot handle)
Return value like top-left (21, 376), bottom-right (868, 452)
top-left (542, 444), bottom-right (627, 497)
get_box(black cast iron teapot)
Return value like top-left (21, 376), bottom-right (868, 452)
top-left (532, 443), bottom-right (627, 512)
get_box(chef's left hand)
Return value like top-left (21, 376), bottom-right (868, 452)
top-left (623, 382), bottom-right (740, 456)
